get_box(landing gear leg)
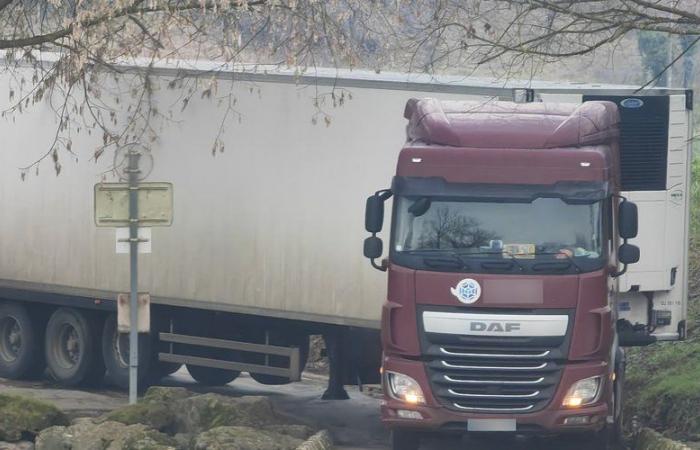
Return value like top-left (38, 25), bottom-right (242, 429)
top-left (322, 328), bottom-right (349, 400)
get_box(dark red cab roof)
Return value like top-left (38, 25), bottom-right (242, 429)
top-left (398, 99), bottom-right (620, 186)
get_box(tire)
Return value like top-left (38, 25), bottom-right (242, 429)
top-left (391, 429), bottom-right (421, 450)
top-left (0, 302), bottom-right (45, 379)
top-left (249, 332), bottom-right (310, 385)
top-left (151, 360), bottom-right (182, 379)
top-left (587, 426), bottom-right (617, 450)
top-left (609, 352), bottom-right (626, 448)
top-left (45, 308), bottom-right (104, 387)
top-left (186, 362), bottom-right (240, 386)
top-left (102, 314), bottom-right (151, 390)
top-left (148, 316), bottom-right (182, 381)
top-left (178, 314), bottom-right (241, 387)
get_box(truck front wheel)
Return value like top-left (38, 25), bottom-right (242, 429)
top-left (0, 303), bottom-right (45, 379)
top-left (45, 308), bottom-right (104, 386)
top-left (391, 429), bottom-right (421, 450)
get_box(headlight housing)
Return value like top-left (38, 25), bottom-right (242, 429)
top-left (562, 376), bottom-right (603, 408)
top-left (386, 371), bottom-right (425, 405)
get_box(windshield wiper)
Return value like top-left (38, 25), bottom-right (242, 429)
top-left (521, 252), bottom-right (583, 273)
top-left (402, 250), bottom-right (470, 271)
top-left (532, 261), bottom-right (573, 272)
top-left (453, 250), bottom-right (526, 273)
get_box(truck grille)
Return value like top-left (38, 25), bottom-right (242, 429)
top-left (425, 345), bottom-right (563, 413)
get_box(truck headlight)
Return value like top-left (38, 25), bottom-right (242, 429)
top-left (562, 376), bottom-right (602, 408)
top-left (386, 372), bottom-right (425, 405)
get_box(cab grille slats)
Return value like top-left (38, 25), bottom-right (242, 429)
top-left (425, 344), bottom-right (564, 413)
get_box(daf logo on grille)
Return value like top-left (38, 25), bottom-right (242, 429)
top-left (470, 321), bottom-right (522, 333)
top-left (451, 278), bottom-right (481, 304)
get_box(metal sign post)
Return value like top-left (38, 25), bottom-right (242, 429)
top-left (94, 144), bottom-right (173, 406)
top-left (127, 147), bottom-right (140, 405)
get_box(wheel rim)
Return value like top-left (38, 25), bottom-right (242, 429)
top-left (52, 323), bottom-right (82, 370)
top-left (112, 328), bottom-right (129, 368)
top-left (0, 316), bottom-right (22, 363)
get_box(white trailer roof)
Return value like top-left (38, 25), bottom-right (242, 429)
top-left (9, 53), bottom-right (689, 97)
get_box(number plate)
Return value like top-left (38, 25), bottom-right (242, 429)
top-left (467, 419), bottom-right (517, 432)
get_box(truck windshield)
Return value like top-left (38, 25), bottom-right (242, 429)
top-left (392, 196), bottom-right (605, 273)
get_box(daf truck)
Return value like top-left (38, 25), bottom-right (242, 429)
top-left (0, 58), bottom-right (691, 448)
top-left (363, 95), bottom-right (692, 449)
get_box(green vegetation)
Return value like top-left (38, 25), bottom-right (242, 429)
top-left (624, 134), bottom-right (700, 441)
top-left (0, 394), bottom-right (69, 441)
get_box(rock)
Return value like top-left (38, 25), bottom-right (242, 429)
top-left (0, 394), bottom-right (69, 442)
top-left (103, 387), bottom-right (191, 432)
top-left (172, 432), bottom-right (195, 449)
top-left (104, 399), bottom-right (175, 432)
top-left (297, 430), bottom-right (334, 450)
top-left (100, 387), bottom-right (317, 448)
top-left (193, 426), bottom-right (303, 450)
top-left (0, 442), bottom-right (34, 450)
top-left (262, 424), bottom-right (314, 440)
top-left (635, 428), bottom-right (692, 450)
top-left (142, 387), bottom-right (192, 404)
top-left (35, 420), bottom-right (177, 450)
top-left (174, 394), bottom-right (280, 434)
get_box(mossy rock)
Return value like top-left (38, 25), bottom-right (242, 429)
top-left (0, 394), bottom-right (69, 442)
top-left (104, 387), bottom-right (192, 432)
top-left (35, 420), bottom-right (177, 450)
top-left (141, 387), bottom-right (191, 404)
top-left (174, 394), bottom-right (280, 434)
top-left (635, 428), bottom-right (692, 450)
top-left (105, 401), bottom-right (175, 432)
top-left (297, 430), bottom-right (334, 450)
top-left (193, 426), bottom-right (303, 450)
top-left (262, 424), bottom-right (314, 440)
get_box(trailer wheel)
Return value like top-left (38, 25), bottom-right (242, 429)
top-left (249, 332), bottom-right (309, 385)
top-left (186, 346), bottom-right (240, 386)
top-left (102, 314), bottom-right (151, 390)
top-left (45, 308), bottom-right (104, 387)
top-left (391, 429), bottom-right (421, 450)
top-left (186, 364), bottom-right (239, 386)
top-left (151, 360), bottom-right (182, 379)
top-left (148, 316), bottom-right (182, 380)
top-left (0, 303), bottom-right (45, 379)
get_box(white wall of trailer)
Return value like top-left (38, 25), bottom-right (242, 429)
top-left (540, 92), bottom-right (692, 341)
top-left (0, 64), bottom-right (494, 328)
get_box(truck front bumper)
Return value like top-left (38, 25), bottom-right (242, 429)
top-left (381, 356), bottom-right (611, 434)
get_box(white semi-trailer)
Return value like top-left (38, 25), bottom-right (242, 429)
top-left (0, 60), bottom-right (691, 406)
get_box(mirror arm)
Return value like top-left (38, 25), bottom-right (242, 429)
top-left (610, 237), bottom-right (629, 278)
top-left (376, 189), bottom-right (393, 201)
top-left (610, 263), bottom-right (628, 278)
top-left (370, 258), bottom-right (388, 272)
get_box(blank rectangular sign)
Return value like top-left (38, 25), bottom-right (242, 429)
top-left (95, 182), bottom-right (173, 227)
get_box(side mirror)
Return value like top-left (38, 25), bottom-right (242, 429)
top-left (619, 201), bottom-right (638, 239)
top-left (618, 243), bottom-right (640, 265)
top-left (611, 200), bottom-right (640, 278)
top-left (364, 236), bottom-right (383, 259)
top-left (365, 195), bottom-right (385, 233)
top-left (364, 189), bottom-right (392, 272)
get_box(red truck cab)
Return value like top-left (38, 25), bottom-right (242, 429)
top-left (364, 99), bottom-right (640, 449)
